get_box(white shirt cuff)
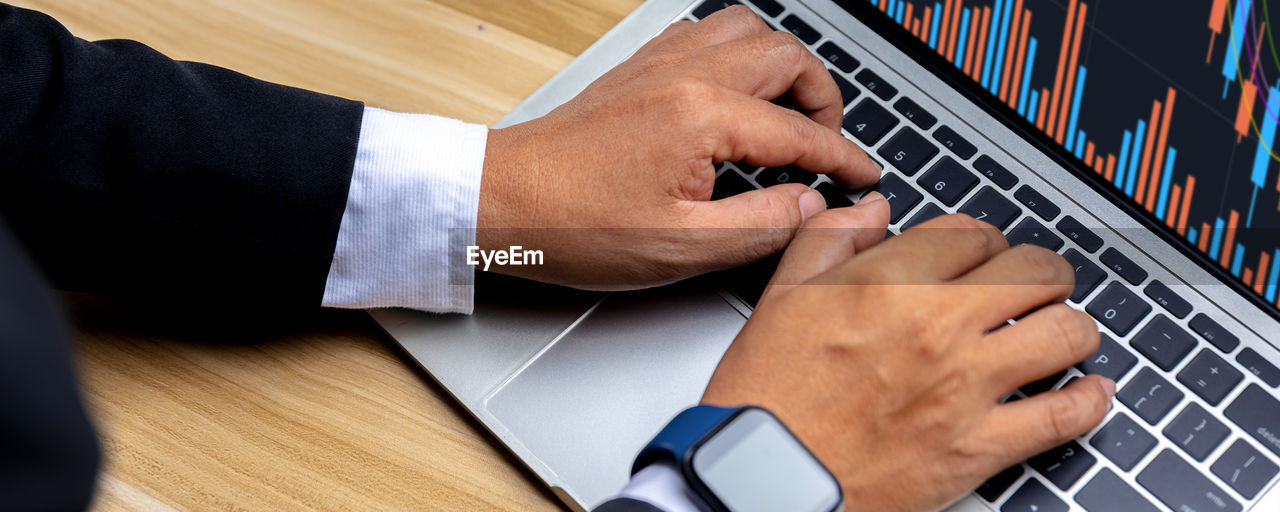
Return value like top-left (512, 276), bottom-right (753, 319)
top-left (617, 461), bottom-right (702, 512)
top-left (321, 107), bottom-right (487, 313)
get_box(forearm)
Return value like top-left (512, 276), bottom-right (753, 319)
top-left (0, 4), bottom-right (363, 308)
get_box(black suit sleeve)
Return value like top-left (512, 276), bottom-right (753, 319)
top-left (0, 4), bottom-right (365, 310)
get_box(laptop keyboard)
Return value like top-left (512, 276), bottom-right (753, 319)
top-left (685, 1), bottom-right (1280, 511)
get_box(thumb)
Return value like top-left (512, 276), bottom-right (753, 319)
top-left (684, 183), bottom-right (826, 269)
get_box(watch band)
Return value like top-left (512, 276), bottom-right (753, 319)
top-left (631, 405), bottom-right (742, 475)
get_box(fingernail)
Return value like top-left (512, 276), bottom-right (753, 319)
top-left (1099, 378), bottom-right (1116, 399)
top-left (859, 191), bottom-right (886, 205)
top-left (799, 189), bottom-right (827, 221)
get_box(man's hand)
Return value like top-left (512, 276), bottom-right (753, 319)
top-left (702, 210), bottom-right (1115, 512)
top-left (478, 6), bottom-right (880, 289)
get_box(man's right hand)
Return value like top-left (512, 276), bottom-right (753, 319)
top-left (702, 209), bottom-right (1115, 512)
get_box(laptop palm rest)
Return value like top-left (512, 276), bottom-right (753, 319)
top-left (483, 286), bottom-right (747, 508)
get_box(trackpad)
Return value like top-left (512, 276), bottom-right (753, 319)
top-left (484, 287), bottom-right (748, 508)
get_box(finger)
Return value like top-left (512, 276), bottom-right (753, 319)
top-left (680, 183), bottom-right (824, 269)
top-left (972, 304), bottom-right (1100, 395)
top-left (711, 93), bottom-right (879, 188)
top-left (948, 244), bottom-right (1076, 327)
top-left (694, 31), bottom-right (845, 131)
top-left (979, 376), bottom-right (1115, 465)
top-left (655, 5), bottom-right (772, 52)
top-left (760, 192), bottom-right (890, 302)
top-left (855, 214), bottom-right (1008, 283)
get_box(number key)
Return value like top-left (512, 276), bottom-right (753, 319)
top-left (843, 98), bottom-right (898, 145)
top-left (1086, 282), bottom-right (1152, 336)
top-left (917, 156), bottom-right (979, 206)
top-left (877, 128), bottom-right (938, 176)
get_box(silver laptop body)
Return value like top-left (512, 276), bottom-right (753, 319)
top-left (371, 0), bottom-right (1280, 510)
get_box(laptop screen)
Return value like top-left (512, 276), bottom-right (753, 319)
top-left (850, 0), bottom-right (1280, 317)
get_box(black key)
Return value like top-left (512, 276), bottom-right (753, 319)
top-left (1141, 280), bottom-right (1192, 319)
top-left (1099, 247), bottom-right (1148, 285)
top-left (1006, 217), bottom-right (1064, 251)
top-left (1237, 348), bottom-right (1280, 387)
top-left (1029, 441), bottom-right (1095, 490)
top-left (745, 0), bottom-right (784, 17)
top-left (1190, 314), bottom-right (1240, 352)
top-left (976, 465), bottom-right (1023, 502)
top-left (1001, 478), bottom-right (1067, 512)
top-left (854, 69), bottom-right (898, 100)
top-left (829, 70), bottom-right (859, 106)
top-left (755, 165), bottom-right (817, 187)
top-left (917, 157), bottom-right (979, 207)
top-left (1074, 468), bottom-right (1161, 512)
top-left (1089, 413), bottom-right (1157, 471)
top-left (843, 99), bottom-right (899, 145)
top-left (1086, 282), bottom-right (1152, 336)
top-left (1013, 185), bottom-right (1060, 220)
top-left (1020, 370), bottom-right (1067, 397)
top-left (778, 13), bottom-right (819, 44)
top-left (974, 155), bottom-right (1019, 190)
top-left (692, 0), bottom-right (737, 19)
top-left (780, 14), bottom-right (821, 44)
top-left (1163, 403), bottom-right (1231, 462)
top-left (1177, 349), bottom-right (1243, 405)
top-left (711, 170), bottom-right (756, 200)
top-left (932, 125), bottom-right (977, 159)
top-left (1063, 249), bottom-right (1106, 303)
top-left (1118, 367), bottom-right (1184, 425)
top-left (1076, 332), bottom-right (1137, 381)
top-left (892, 97), bottom-right (937, 129)
top-left (1211, 439), bottom-right (1279, 499)
top-left (1130, 315), bottom-right (1196, 372)
top-left (901, 203), bottom-right (946, 231)
top-left (816, 41), bottom-right (858, 73)
top-left (869, 173), bottom-right (923, 224)
top-left (957, 186), bottom-right (1020, 230)
top-left (814, 182), bottom-right (853, 208)
top-left (877, 128), bottom-right (938, 176)
top-left (1138, 450), bottom-right (1241, 512)
top-left (1227, 384), bottom-right (1280, 460)
top-left (1056, 216), bottom-right (1103, 253)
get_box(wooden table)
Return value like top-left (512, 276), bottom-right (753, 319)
top-left (12, 0), bottom-right (641, 509)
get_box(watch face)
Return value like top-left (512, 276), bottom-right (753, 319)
top-left (691, 409), bottom-right (841, 512)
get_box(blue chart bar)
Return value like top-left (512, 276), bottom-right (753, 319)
top-left (929, 1), bottom-right (943, 49)
top-left (1248, 87), bottom-right (1279, 228)
top-left (1065, 66), bottom-right (1088, 152)
top-left (955, 8), bottom-right (971, 64)
top-left (887, 0), bottom-right (897, 19)
top-left (1116, 129), bottom-right (1133, 187)
top-left (989, 0), bottom-right (1015, 94)
top-left (1017, 37), bottom-right (1038, 116)
top-left (1210, 217), bottom-right (1226, 261)
top-left (1268, 250), bottom-right (1280, 302)
top-left (981, 0), bottom-right (1005, 89)
top-left (1188, 226), bottom-right (1199, 245)
top-left (1156, 147), bottom-right (1177, 220)
top-left (1222, 0), bottom-right (1254, 94)
top-left (896, 1), bottom-right (905, 23)
top-left (1232, 244), bottom-right (1246, 277)
top-left (1026, 90), bottom-right (1040, 121)
top-left (1126, 120), bottom-right (1147, 196)
top-left (1075, 130), bottom-right (1086, 158)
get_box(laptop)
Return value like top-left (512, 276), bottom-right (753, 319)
top-left (371, 0), bottom-right (1280, 510)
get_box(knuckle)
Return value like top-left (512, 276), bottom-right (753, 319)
top-left (663, 77), bottom-right (717, 113)
top-left (1046, 392), bottom-right (1084, 441)
top-left (944, 213), bottom-right (1002, 256)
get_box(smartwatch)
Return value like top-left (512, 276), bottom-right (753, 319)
top-left (633, 405), bottom-right (843, 512)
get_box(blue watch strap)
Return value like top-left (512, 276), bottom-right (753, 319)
top-left (632, 405), bottom-right (741, 475)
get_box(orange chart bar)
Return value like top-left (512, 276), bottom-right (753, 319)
top-left (1199, 222), bottom-right (1212, 252)
top-left (1000, 0), bottom-right (1026, 103)
top-left (1236, 81), bottom-right (1258, 142)
top-left (947, 0), bottom-right (963, 61)
top-left (1167, 184), bottom-right (1183, 228)
top-left (939, 0), bottom-right (954, 59)
top-left (1055, 2), bottom-right (1088, 142)
top-left (971, 7), bottom-right (992, 79)
top-left (1147, 87), bottom-right (1178, 211)
top-left (1046, 0), bottom-right (1079, 138)
top-left (1177, 175), bottom-right (1196, 235)
top-left (963, 7), bottom-right (981, 74)
top-left (1220, 210), bottom-right (1240, 268)
top-left (1258, 252), bottom-right (1273, 295)
top-left (1105, 154), bottom-right (1117, 182)
top-left (1135, 99), bottom-right (1163, 207)
top-left (1008, 10), bottom-right (1032, 109)
top-left (1037, 87), bottom-right (1051, 129)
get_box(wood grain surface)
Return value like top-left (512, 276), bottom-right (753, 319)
top-left (9, 0), bottom-right (642, 509)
